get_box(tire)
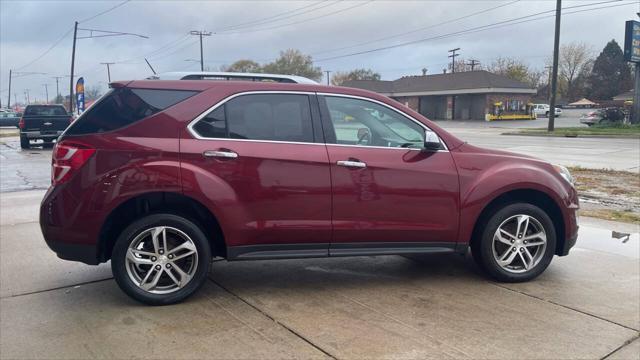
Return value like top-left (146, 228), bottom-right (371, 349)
top-left (111, 213), bottom-right (211, 305)
top-left (545, 111), bottom-right (549, 118)
top-left (472, 203), bottom-right (556, 283)
top-left (19, 135), bottom-right (30, 149)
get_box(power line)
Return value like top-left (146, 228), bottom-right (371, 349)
top-left (219, 1), bottom-right (374, 35)
top-left (78, 0), bottom-right (131, 23)
top-left (315, 0), bottom-right (633, 62)
top-left (214, 0), bottom-right (333, 32)
top-left (311, 0), bottom-right (521, 56)
top-left (15, 27), bottom-right (74, 71)
top-left (13, 0), bottom-right (132, 71)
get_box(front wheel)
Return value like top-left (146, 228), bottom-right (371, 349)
top-left (111, 214), bottom-right (211, 305)
top-left (472, 203), bottom-right (556, 282)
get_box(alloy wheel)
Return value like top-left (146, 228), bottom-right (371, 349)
top-left (125, 226), bottom-right (199, 294)
top-left (491, 214), bottom-right (547, 274)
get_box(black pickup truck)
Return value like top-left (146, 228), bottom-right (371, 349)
top-left (19, 105), bottom-right (72, 149)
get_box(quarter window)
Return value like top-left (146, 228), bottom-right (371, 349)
top-left (324, 96), bottom-right (425, 149)
top-left (193, 94), bottom-right (314, 143)
top-left (66, 88), bottom-right (198, 135)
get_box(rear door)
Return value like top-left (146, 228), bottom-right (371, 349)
top-left (181, 92), bottom-right (332, 256)
top-left (318, 94), bottom-right (460, 252)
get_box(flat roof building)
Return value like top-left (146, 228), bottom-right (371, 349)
top-left (343, 70), bottom-right (537, 121)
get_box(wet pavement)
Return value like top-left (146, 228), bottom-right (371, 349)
top-left (0, 190), bottom-right (638, 359)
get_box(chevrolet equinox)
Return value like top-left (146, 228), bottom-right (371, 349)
top-left (40, 76), bottom-right (579, 305)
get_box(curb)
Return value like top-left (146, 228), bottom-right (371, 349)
top-left (501, 132), bottom-right (640, 139)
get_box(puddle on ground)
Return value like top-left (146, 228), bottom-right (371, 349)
top-left (577, 225), bottom-right (639, 259)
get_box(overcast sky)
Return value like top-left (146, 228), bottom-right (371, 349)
top-left (0, 0), bottom-right (636, 104)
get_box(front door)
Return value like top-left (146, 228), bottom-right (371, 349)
top-left (181, 93), bottom-right (331, 253)
top-left (319, 95), bottom-right (460, 250)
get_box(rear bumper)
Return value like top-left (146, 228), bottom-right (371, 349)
top-left (40, 186), bottom-right (102, 265)
top-left (22, 130), bottom-right (63, 139)
top-left (42, 238), bottom-right (99, 265)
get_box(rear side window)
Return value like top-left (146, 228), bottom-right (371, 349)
top-left (192, 94), bottom-right (314, 143)
top-left (66, 88), bottom-right (198, 135)
top-left (24, 105), bottom-right (67, 116)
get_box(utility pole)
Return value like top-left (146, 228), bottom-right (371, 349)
top-left (467, 59), bottom-right (480, 71)
top-left (325, 70), bottom-right (331, 85)
top-left (42, 84), bottom-right (49, 103)
top-left (25, 89), bottom-right (30, 104)
top-left (548, 0), bottom-right (561, 132)
top-left (190, 30), bottom-right (212, 71)
top-left (6, 69), bottom-right (11, 110)
top-left (100, 62), bottom-right (115, 82)
top-left (448, 48), bottom-right (461, 120)
top-left (448, 48), bottom-right (461, 73)
top-left (69, 21), bottom-right (78, 113)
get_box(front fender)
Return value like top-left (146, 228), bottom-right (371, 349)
top-left (452, 146), bottom-right (575, 244)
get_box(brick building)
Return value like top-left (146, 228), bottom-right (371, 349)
top-left (343, 70), bottom-right (536, 121)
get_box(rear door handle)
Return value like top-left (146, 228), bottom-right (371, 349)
top-left (203, 150), bottom-right (238, 159)
top-left (337, 160), bottom-right (367, 169)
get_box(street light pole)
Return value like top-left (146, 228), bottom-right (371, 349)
top-left (325, 70), bottom-right (331, 85)
top-left (7, 69), bottom-right (11, 109)
top-left (43, 84), bottom-right (49, 103)
top-left (548, 0), bottom-right (562, 132)
top-left (190, 30), bottom-right (212, 71)
top-left (69, 21), bottom-right (78, 113)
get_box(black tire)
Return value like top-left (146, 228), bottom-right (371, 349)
top-left (19, 135), bottom-right (30, 149)
top-left (545, 111), bottom-right (549, 117)
top-left (472, 203), bottom-right (556, 283)
top-left (111, 213), bottom-right (211, 305)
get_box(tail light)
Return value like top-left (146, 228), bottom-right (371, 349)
top-left (18, 117), bottom-right (24, 129)
top-left (51, 141), bottom-right (95, 185)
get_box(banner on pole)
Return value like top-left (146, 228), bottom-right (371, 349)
top-left (75, 77), bottom-right (85, 113)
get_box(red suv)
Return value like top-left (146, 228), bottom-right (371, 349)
top-left (40, 77), bottom-right (579, 305)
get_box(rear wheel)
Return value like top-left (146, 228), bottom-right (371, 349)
top-left (472, 203), bottom-right (556, 282)
top-left (19, 135), bottom-right (30, 149)
top-left (111, 214), bottom-right (211, 305)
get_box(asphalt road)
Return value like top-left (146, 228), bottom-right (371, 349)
top-left (0, 190), bottom-right (638, 359)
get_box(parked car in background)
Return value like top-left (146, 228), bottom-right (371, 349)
top-left (19, 104), bottom-right (72, 149)
top-left (0, 110), bottom-right (20, 127)
top-left (40, 75), bottom-right (579, 305)
top-left (532, 104), bottom-right (562, 118)
top-left (580, 108), bottom-right (627, 126)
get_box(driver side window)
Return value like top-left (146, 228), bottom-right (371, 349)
top-left (324, 96), bottom-right (425, 149)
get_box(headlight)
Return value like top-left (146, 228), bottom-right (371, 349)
top-left (553, 164), bottom-right (574, 186)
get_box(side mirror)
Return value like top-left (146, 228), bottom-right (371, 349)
top-left (423, 130), bottom-right (442, 151)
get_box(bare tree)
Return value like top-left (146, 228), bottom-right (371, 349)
top-left (85, 86), bottom-right (102, 101)
top-left (557, 42), bottom-right (593, 101)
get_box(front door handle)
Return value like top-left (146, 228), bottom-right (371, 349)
top-left (337, 159), bottom-right (367, 169)
top-left (203, 150), bottom-right (238, 159)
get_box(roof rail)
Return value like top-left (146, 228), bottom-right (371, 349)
top-left (146, 71), bottom-right (318, 84)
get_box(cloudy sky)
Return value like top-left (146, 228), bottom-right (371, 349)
top-left (0, 0), bottom-right (636, 104)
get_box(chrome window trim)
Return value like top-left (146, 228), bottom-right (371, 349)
top-left (187, 90), bottom-right (448, 152)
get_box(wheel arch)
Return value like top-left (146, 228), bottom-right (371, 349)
top-left (469, 189), bottom-right (566, 256)
top-left (98, 191), bottom-right (226, 262)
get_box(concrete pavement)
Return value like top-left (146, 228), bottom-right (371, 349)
top-left (0, 190), bottom-right (638, 359)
